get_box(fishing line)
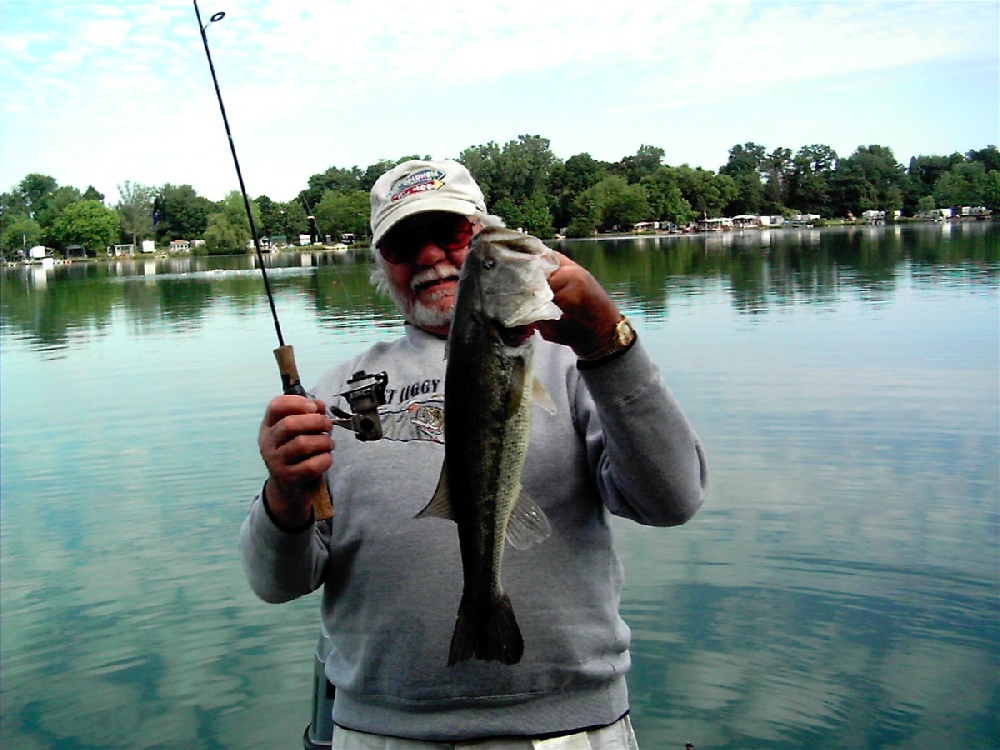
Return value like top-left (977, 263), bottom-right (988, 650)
top-left (193, 1), bottom-right (288, 350)
top-left (191, 0), bottom-right (388, 463)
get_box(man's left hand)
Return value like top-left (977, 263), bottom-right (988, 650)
top-left (536, 251), bottom-right (622, 356)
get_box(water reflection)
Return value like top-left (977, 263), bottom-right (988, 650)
top-left (3, 224), bottom-right (996, 354)
top-left (1, 223), bottom-right (997, 749)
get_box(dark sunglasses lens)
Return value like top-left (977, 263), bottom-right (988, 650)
top-left (437, 216), bottom-right (473, 250)
top-left (379, 215), bottom-right (472, 263)
top-left (378, 237), bottom-right (406, 264)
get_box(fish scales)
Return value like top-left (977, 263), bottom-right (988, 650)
top-left (416, 220), bottom-right (561, 666)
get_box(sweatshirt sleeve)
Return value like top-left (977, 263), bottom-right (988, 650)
top-left (577, 341), bottom-right (708, 526)
top-left (239, 489), bottom-right (331, 603)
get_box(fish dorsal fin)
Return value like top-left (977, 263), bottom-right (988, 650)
top-left (505, 487), bottom-right (552, 550)
top-left (415, 459), bottom-right (454, 522)
top-left (532, 378), bottom-right (556, 415)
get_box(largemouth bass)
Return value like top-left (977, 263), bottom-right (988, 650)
top-left (417, 219), bottom-right (562, 665)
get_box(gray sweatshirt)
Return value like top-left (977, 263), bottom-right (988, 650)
top-left (239, 325), bottom-right (707, 741)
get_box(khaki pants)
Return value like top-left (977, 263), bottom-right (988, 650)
top-left (332, 715), bottom-right (639, 750)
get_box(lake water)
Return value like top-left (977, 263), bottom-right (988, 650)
top-left (1, 223), bottom-right (997, 749)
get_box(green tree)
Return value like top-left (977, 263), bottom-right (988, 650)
top-left (116, 180), bottom-right (156, 247)
top-left (547, 153), bottom-right (609, 230)
top-left (277, 200), bottom-right (309, 243)
top-left (676, 166), bottom-right (737, 218)
top-left (493, 191), bottom-right (554, 237)
top-left (904, 153), bottom-right (964, 213)
top-left (720, 142), bottom-right (767, 215)
top-left (566, 189), bottom-right (601, 237)
top-left (572, 176), bottom-right (649, 233)
top-left (934, 160), bottom-right (990, 208)
top-left (614, 144), bottom-right (665, 184)
top-left (832, 145), bottom-right (905, 216)
top-left (762, 147), bottom-right (793, 214)
top-left (458, 141), bottom-right (503, 207)
top-left (639, 166), bottom-right (695, 225)
top-left (153, 184), bottom-right (215, 242)
top-left (203, 213), bottom-right (244, 255)
top-left (200, 191), bottom-right (261, 255)
top-left (966, 145), bottom-right (1000, 173)
top-left (985, 170), bottom-right (1000, 209)
top-left (315, 190), bottom-right (370, 240)
top-left (461, 135), bottom-right (556, 211)
top-left (52, 200), bottom-right (119, 255)
top-left (8, 173), bottom-right (58, 218)
top-left (788, 145), bottom-right (838, 216)
top-left (82, 186), bottom-right (105, 202)
top-left (301, 165), bottom-right (362, 210)
top-left (1, 213), bottom-right (42, 257)
top-left (258, 195), bottom-right (310, 242)
top-left (36, 185), bottom-right (82, 246)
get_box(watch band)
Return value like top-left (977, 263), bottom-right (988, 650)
top-left (578, 316), bottom-right (636, 362)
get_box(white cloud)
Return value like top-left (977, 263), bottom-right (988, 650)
top-left (0, 0), bottom-right (996, 202)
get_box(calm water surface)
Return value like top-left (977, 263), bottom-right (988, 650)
top-left (2, 224), bottom-right (997, 749)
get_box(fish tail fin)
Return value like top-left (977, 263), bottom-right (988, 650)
top-left (448, 594), bottom-right (524, 666)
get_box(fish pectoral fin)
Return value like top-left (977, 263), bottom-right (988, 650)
top-left (505, 486), bottom-right (552, 550)
top-left (415, 459), bottom-right (455, 521)
top-left (532, 378), bottom-right (556, 415)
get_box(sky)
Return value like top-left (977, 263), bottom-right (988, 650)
top-left (0, 0), bottom-right (997, 206)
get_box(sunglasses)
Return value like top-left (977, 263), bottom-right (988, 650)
top-left (378, 213), bottom-right (474, 264)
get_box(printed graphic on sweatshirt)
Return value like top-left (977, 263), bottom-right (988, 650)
top-left (379, 398), bottom-right (445, 443)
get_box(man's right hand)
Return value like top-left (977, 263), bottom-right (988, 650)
top-left (258, 395), bottom-right (334, 528)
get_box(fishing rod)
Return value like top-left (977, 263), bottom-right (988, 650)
top-left (193, 1), bottom-right (300, 389)
top-left (193, 1), bottom-right (387, 519)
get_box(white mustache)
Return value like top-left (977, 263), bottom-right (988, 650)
top-left (410, 264), bottom-right (460, 293)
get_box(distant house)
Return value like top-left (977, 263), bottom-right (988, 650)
top-left (732, 215), bottom-right (760, 228)
top-left (110, 244), bottom-right (135, 257)
top-left (697, 217), bottom-right (733, 232)
top-left (861, 210), bottom-right (885, 222)
top-left (169, 239), bottom-right (191, 253)
top-left (759, 215), bottom-right (785, 226)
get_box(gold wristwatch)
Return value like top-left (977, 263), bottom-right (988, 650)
top-left (578, 316), bottom-right (636, 361)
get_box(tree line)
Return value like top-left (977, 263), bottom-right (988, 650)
top-left (2, 139), bottom-right (997, 258)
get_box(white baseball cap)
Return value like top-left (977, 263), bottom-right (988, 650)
top-left (370, 159), bottom-right (487, 246)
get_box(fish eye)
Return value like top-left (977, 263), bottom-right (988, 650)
top-left (482, 258), bottom-right (496, 270)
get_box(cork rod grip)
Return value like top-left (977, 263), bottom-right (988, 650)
top-left (273, 344), bottom-right (335, 522)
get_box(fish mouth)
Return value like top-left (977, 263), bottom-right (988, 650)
top-left (496, 323), bottom-right (537, 347)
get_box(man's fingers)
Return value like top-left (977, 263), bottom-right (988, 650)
top-left (263, 395), bottom-right (328, 427)
top-left (269, 412), bottom-right (333, 449)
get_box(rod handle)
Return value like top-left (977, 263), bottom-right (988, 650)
top-left (274, 344), bottom-right (304, 396)
top-left (273, 345), bottom-right (335, 521)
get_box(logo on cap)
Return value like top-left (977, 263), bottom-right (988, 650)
top-left (390, 168), bottom-right (446, 203)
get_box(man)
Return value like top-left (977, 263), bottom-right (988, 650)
top-left (241, 159), bottom-right (707, 749)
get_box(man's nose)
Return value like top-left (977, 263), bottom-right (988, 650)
top-left (413, 238), bottom-right (449, 266)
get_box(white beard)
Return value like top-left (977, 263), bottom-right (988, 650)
top-left (385, 264), bottom-right (460, 329)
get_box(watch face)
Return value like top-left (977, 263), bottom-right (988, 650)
top-left (616, 318), bottom-right (634, 345)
